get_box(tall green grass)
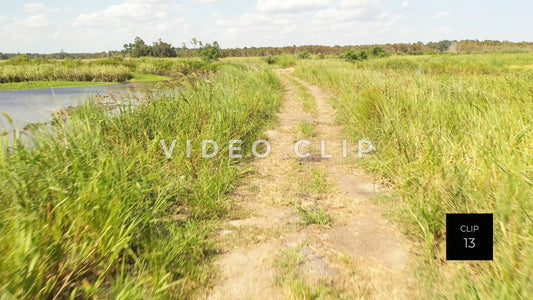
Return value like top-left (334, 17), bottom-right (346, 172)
top-left (0, 62), bottom-right (282, 298)
top-left (294, 53), bottom-right (533, 298)
top-left (0, 57), bottom-right (216, 85)
top-left (0, 64), bottom-right (132, 83)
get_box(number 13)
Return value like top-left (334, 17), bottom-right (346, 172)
top-left (464, 238), bottom-right (475, 248)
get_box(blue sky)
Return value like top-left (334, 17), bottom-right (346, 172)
top-left (0, 0), bottom-right (531, 53)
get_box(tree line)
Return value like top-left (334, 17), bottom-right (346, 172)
top-left (1, 39), bottom-right (532, 60)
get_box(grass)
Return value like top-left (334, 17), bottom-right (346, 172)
top-left (130, 73), bottom-right (172, 82)
top-left (299, 168), bottom-right (333, 194)
top-left (0, 80), bottom-right (116, 91)
top-left (0, 56), bottom-right (212, 91)
top-left (0, 74), bottom-right (172, 91)
top-left (294, 53), bottom-right (533, 299)
top-left (286, 76), bottom-right (318, 117)
top-left (277, 55), bottom-right (296, 69)
top-left (0, 62), bottom-right (282, 298)
top-left (274, 247), bottom-right (337, 299)
top-left (298, 207), bottom-right (332, 226)
top-left (298, 120), bottom-right (317, 138)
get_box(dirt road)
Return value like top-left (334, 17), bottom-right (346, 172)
top-left (202, 69), bottom-right (416, 299)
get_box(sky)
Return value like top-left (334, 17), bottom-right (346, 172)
top-left (0, 0), bottom-right (531, 53)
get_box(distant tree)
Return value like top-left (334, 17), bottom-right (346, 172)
top-left (200, 41), bottom-right (221, 61)
top-left (123, 37), bottom-right (152, 57)
top-left (358, 50), bottom-right (368, 60)
top-left (152, 39), bottom-right (175, 57)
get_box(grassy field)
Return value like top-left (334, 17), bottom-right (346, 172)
top-left (293, 53), bottom-right (533, 298)
top-left (0, 56), bottom-right (212, 90)
top-left (0, 61), bottom-right (282, 298)
top-left (1, 52), bottom-right (531, 298)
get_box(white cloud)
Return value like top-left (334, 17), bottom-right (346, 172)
top-left (314, 7), bottom-right (374, 23)
top-left (434, 10), bottom-right (451, 19)
top-left (24, 2), bottom-right (46, 14)
top-left (340, 0), bottom-right (377, 8)
top-left (401, 1), bottom-right (408, 9)
top-left (257, 0), bottom-right (332, 12)
top-left (22, 14), bottom-right (50, 28)
top-left (73, 0), bottom-right (167, 27)
top-left (213, 0), bottom-right (407, 48)
top-left (67, 0), bottom-right (190, 52)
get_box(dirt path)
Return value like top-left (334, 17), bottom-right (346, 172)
top-left (201, 69), bottom-right (416, 299)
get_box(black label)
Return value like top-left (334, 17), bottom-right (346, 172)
top-left (446, 213), bottom-right (493, 260)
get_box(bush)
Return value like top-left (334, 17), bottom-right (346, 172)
top-left (408, 50), bottom-right (424, 55)
top-left (265, 56), bottom-right (279, 65)
top-left (370, 46), bottom-right (390, 58)
top-left (297, 51), bottom-right (311, 59)
top-left (340, 49), bottom-right (359, 61)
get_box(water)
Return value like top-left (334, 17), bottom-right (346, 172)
top-left (0, 83), bottom-right (146, 130)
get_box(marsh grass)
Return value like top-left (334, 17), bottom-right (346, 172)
top-left (0, 57), bottom-right (215, 88)
top-left (0, 63), bottom-right (282, 298)
top-left (294, 53), bottom-right (533, 298)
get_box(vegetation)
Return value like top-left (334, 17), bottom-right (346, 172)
top-left (298, 206), bottom-right (332, 225)
top-left (0, 81), bottom-right (116, 91)
top-left (297, 51), bottom-right (311, 59)
top-left (0, 56), bottom-right (215, 89)
top-left (294, 53), bottom-right (533, 299)
top-left (0, 62), bottom-right (282, 298)
top-left (2, 40), bottom-right (532, 61)
top-left (276, 55), bottom-right (296, 68)
top-left (274, 247), bottom-right (337, 298)
top-left (340, 49), bottom-right (369, 62)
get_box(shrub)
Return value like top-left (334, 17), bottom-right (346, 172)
top-left (297, 51), bottom-right (311, 59)
top-left (265, 56), bottom-right (279, 65)
top-left (370, 46), bottom-right (390, 57)
top-left (340, 49), bottom-right (359, 61)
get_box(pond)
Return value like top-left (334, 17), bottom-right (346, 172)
top-left (0, 83), bottom-right (148, 130)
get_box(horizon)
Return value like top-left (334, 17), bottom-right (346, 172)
top-left (1, 0), bottom-right (532, 54)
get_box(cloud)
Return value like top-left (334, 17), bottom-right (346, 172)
top-left (340, 0), bottom-right (378, 8)
top-left (257, 0), bottom-right (332, 12)
top-left (24, 2), bottom-right (46, 14)
top-left (213, 0), bottom-right (405, 47)
top-left (73, 0), bottom-right (168, 27)
top-left (402, 1), bottom-right (408, 9)
top-left (22, 14), bottom-right (50, 28)
top-left (434, 10), bottom-right (451, 19)
top-left (68, 0), bottom-right (189, 52)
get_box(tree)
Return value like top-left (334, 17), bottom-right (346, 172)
top-left (123, 37), bottom-right (151, 57)
top-left (152, 39), bottom-right (175, 57)
top-left (200, 41), bottom-right (221, 61)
